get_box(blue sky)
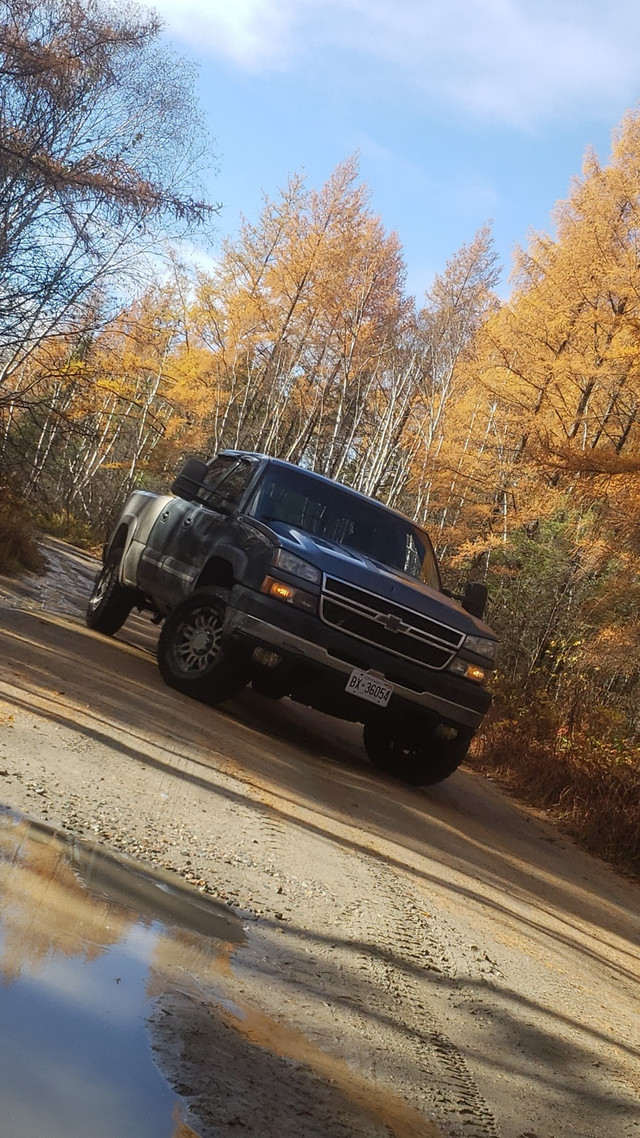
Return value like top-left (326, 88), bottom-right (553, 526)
top-left (151, 0), bottom-right (640, 300)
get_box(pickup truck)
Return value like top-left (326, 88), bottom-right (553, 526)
top-left (86, 450), bottom-right (498, 785)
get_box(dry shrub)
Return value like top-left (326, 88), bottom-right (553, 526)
top-left (471, 707), bottom-right (640, 879)
top-left (0, 501), bottom-right (46, 575)
top-left (41, 511), bottom-right (97, 550)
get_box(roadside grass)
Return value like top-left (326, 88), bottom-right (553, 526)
top-left (471, 709), bottom-right (640, 880)
top-left (0, 501), bottom-right (46, 575)
top-left (39, 510), bottom-right (101, 554)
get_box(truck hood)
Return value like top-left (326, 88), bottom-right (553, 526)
top-left (267, 522), bottom-right (496, 640)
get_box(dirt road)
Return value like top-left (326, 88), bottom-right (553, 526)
top-left (0, 538), bottom-right (638, 1138)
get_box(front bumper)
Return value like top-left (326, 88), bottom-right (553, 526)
top-left (223, 587), bottom-right (491, 730)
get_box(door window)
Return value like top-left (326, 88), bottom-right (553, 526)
top-left (197, 458), bottom-right (254, 511)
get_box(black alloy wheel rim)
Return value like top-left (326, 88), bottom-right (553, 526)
top-left (173, 607), bottom-right (224, 675)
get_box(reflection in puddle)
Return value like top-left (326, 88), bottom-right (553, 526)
top-left (0, 809), bottom-right (244, 1138)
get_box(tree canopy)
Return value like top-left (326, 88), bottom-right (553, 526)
top-left (0, 0), bottom-right (213, 396)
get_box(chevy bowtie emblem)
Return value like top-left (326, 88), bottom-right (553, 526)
top-left (376, 612), bottom-right (406, 633)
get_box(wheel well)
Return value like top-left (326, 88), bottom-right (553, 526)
top-left (196, 557), bottom-right (235, 590)
top-left (107, 524), bottom-right (128, 562)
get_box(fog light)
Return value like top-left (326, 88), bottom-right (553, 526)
top-left (435, 723), bottom-right (458, 740)
top-left (252, 647), bottom-right (282, 669)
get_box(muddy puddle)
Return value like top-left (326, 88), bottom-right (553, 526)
top-left (0, 808), bottom-right (244, 1138)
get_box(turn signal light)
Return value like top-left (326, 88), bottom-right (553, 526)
top-left (449, 658), bottom-right (488, 685)
top-left (260, 576), bottom-right (317, 613)
top-left (270, 581), bottom-right (294, 601)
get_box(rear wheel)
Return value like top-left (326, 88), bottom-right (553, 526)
top-left (157, 588), bottom-right (248, 704)
top-left (86, 555), bottom-right (135, 636)
top-left (363, 720), bottom-right (471, 785)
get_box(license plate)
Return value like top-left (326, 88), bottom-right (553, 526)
top-left (345, 668), bottom-right (393, 706)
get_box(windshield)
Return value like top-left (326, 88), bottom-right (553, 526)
top-left (248, 466), bottom-right (440, 589)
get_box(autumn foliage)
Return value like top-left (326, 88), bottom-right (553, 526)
top-left (1, 1), bottom-right (639, 872)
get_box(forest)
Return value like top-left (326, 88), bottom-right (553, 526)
top-left (1, 0), bottom-right (638, 874)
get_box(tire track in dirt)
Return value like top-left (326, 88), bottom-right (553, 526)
top-left (218, 762), bottom-right (500, 1136)
top-left (335, 853), bottom-right (500, 1138)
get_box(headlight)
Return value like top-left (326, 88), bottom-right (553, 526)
top-left (464, 634), bottom-right (498, 663)
top-left (272, 548), bottom-right (321, 585)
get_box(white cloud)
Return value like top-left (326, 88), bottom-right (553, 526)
top-left (151, 0), bottom-right (299, 70)
top-left (151, 0), bottom-right (640, 127)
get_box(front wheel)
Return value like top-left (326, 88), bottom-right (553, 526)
top-left (86, 556), bottom-right (135, 636)
top-left (157, 588), bottom-right (248, 704)
top-left (363, 719), bottom-right (471, 785)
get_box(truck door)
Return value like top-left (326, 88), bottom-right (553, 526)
top-left (138, 456), bottom-right (257, 607)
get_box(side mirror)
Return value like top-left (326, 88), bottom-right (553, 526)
top-left (171, 458), bottom-right (208, 501)
top-left (462, 581), bottom-right (487, 620)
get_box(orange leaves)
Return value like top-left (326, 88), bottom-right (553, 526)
top-left (442, 109), bottom-right (640, 584)
top-left (175, 156), bottom-right (410, 470)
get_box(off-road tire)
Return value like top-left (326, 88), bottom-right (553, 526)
top-left (157, 587), bottom-right (248, 704)
top-left (86, 555), bottom-right (135, 636)
top-left (363, 720), bottom-right (470, 785)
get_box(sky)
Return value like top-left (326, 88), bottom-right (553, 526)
top-left (149, 0), bottom-right (640, 301)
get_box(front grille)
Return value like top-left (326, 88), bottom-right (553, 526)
top-left (320, 576), bottom-right (464, 671)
